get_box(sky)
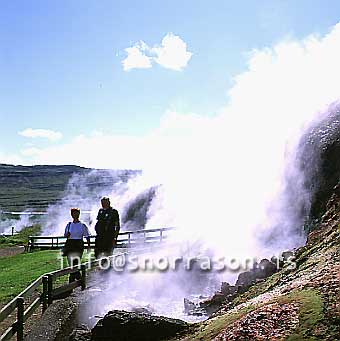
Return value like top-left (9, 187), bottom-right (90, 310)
top-left (1, 0), bottom-right (340, 167)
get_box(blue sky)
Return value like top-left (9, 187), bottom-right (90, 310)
top-left (1, 0), bottom-right (340, 164)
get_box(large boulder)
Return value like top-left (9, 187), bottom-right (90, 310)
top-left (235, 270), bottom-right (256, 287)
top-left (257, 258), bottom-right (278, 278)
top-left (91, 310), bottom-right (189, 341)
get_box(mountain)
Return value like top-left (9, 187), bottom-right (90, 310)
top-left (0, 164), bottom-right (136, 212)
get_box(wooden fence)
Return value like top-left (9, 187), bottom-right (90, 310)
top-left (0, 261), bottom-right (84, 340)
top-left (28, 227), bottom-right (174, 251)
top-left (0, 251), bottom-right (133, 341)
top-left (0, 227), bottom-right (174, 340)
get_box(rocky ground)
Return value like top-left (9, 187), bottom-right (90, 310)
top-left (172, 187), bottom-right (340, 340)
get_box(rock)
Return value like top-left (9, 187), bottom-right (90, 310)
top-left (121, 187), bottom-right (158, 230)
top-left (91, 310), bottom-right (189, 341)
top-left (69, 325), bottom-right (91, 341)
top-left (183, 298), bottom-right (206, 316)
top-left (298, 106), bottom-right (340, 220)
top-left (236, 285), bottom-right (248, 294)
top-left (258, 259), bottom-right (277, 278)
top-left (236, 270), bottom-right (256, 287)
top-left (281, 251), bottom-right (294, 262)
top-left (199, 293), bottom-right (226, 315)
top-left (184, 298), bottom-right (196, 314)
top-left (220, 282), bottom-right (236, 296)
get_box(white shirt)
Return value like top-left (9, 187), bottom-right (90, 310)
top-left (64, 222), bottom-right (90, 240)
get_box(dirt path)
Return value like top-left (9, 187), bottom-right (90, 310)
top-left (0, 246), bottom-right (25, 258)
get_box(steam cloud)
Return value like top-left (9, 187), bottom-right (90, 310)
top-left (0, 211), bottom-right (33, 235)
top-left (4, 23), bottom-right (340, 321)
top-left (37, 24), bottom-right (340, 278)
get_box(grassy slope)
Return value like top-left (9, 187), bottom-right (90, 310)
top-left (0, 164), bottom-right (89, 211)
top-left (0, 249), bottom-right (99, 303)
top-left (0, 225), bottom-right (88, 303)
top-left (0, 250), bottom-right (63, 302)
top-left (0, 164), bottom-right (138, 212)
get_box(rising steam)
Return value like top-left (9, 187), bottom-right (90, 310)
top-left (5, 23), bottom-right (340, 322)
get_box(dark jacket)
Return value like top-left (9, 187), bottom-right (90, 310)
top-left (95, 207), bottom-right (120, 241)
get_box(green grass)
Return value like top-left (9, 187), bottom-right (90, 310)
top-left (0, 250), bottom-right (64, 302)
top-left (0, 248), bottom-right (101, 304)
top-left (0, 225), bottom-right (41, 248)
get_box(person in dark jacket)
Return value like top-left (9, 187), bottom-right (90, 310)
top-left (63, 208), bottom-right (91, 282)
top-left (94, 197), bottom-right (120, 259)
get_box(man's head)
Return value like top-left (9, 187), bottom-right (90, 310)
top-left (101, 197), bottom-right (111, 209)
top-left (71, 208), bottom-right (80, 220)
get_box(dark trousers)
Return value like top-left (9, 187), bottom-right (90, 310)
top-left (65, 239), bottom-right (84, 282)
top-left (94, 237), bottom-right (114, 259)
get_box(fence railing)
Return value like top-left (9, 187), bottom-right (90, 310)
top-left (28, 227), bottom-right (175, 251)
top-left (0, 227), bottom-right (175, 340)
top-left (0, 252), bottom-right (128, 341)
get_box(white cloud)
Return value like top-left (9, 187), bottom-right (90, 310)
top-left (151, 33), bottom-right (193, 70)
top-left (18, 128), bottom-right (63, 142)
top-left (15, 23), bottom-right (340, 170)
top-left (122, 41), bottom-right (152, 71)
top-left (121, 33), bottom-right (192, 71)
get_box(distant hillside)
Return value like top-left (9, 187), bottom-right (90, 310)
top-left (0, 164), bottom-right (137, 212)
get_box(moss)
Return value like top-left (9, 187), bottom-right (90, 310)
top-left (281, 289), bottom-right (324, 340)
top-left (182, 305), bottom-right (256, 340)
top-left (174, 288), bottom-right (324, 341)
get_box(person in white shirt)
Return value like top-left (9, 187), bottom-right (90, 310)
top-left (63, 208), bottom-right (91, 282)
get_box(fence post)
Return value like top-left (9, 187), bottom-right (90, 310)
top-left (42, 276), bottom-right (48, 313)
top-left (17, 297), bottom-right (24, 341)
top-left (29, 237), bottom-right (34, 251)
top-left (160, 230), bottom-right (163, 242)
top-left (47, 274), bottom-right (53, 305)
top-left (11, 226), bottom-right (14, 236)
top-left (81, 264), bottom-right (86, 290)
top-left (128, 233), bottom-right (131, 246)
top-left (56, 237), bottom-right (59, 249)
